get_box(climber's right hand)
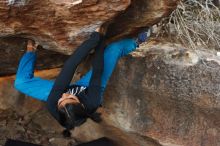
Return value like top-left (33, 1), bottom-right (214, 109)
top-left (27, 40), bottom-right (38, 52)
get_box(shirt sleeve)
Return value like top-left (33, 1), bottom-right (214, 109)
top-left (121, 39), bottom-right (137, 57)
top-left (14, 77), bottom-right (54, 101)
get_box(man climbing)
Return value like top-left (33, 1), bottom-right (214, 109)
top-left (14, 26), bottom-right (150, 136)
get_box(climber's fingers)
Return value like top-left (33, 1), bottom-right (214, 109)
top-left (27, 40), bottom-right (34, 48)
top-left (27, 40), bottom-right (38, 52)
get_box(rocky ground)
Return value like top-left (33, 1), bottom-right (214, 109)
top-left (0, 108), bottom-right (77, 146)
top-left (0, 106), bottom-right (162, 146)
top-left (0, 0), bottom-right (179, 54)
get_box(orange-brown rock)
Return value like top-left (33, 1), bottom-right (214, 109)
top-left (0, 0), bottom-right (179, 54)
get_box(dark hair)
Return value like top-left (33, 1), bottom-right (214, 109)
top-left (58, 103), bottom-right (102, 137)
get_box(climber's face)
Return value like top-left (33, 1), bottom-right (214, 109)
top-left (57, 93), bottom-right (80, 109)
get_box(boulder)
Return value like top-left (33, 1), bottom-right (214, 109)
top-left (0, 41), bottom-right (219, 146)
top-left (0, 0), bottom-right (179, 75)
top-left (0, 0), bottom-right (179, 54)
top-left (104, 41), bottom-right (220, 146)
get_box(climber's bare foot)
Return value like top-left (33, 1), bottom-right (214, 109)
top-left (27, 40), bottom-right (38, 52)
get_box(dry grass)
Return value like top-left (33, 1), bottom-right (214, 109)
top-left (158, 0), bottom-right (220, 50)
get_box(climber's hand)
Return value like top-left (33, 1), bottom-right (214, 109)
top-left (96, 22), bottom-right (110, 35)
top-left (27, 40), bottom-right (38, 52)
top-left (95, 27), bottom-right (101, 33)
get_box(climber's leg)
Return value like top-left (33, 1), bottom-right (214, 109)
top-left (74, 43), bottom-right (122, 91)
top-left (75, 39), bottom-right (137, 92)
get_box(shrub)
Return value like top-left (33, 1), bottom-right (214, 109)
top-left (158, 0), bottom-right (220, 50)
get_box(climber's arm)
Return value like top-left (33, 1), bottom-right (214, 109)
top-left (47, 32), bottom-right (101, 120)
top-left (14, 43), bottom-right (54, 101)
top-left (77, 38), bottom-right (137, 112)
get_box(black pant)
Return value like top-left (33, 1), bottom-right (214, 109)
top-left (47, 32), bottom-right (105, 122)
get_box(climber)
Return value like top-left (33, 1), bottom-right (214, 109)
top-left (14, 25), bottom-right (150, 136)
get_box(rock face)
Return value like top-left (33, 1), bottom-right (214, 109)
top-left (107, 0), bottom-right (180, 41)
top-left (0, 0), bottom-right (179, 54)
top-left (104, 42), bottom-right (220, 146)
top-left (0, 42), bottom-right (219, 146)
top-left (0, 37), bottom-right (68, 76)
top-left (0, 0), bottom-right (179, 75)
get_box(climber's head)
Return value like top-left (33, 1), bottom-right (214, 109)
top-left (57, 93), bottom-right (102, 137)
top-left (57, 93), bottom-right (86, 136)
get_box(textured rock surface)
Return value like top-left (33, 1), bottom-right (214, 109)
top-left (0, 108), bottom-right (76, 146)
top-left (107, 0), bottom-right (180, 41)
top-left (104, 42), bottom-right (220, 146)
top-left (0, 108), bottom-right (162, 146)
top-left (0, 42), bottom-right (219, 146)
top-left (0, 37), bottom-right (68, 76)
top-left (0, 0), bottom-right (179, 75)
top-left (0, 0), bottom-right (179, 54)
